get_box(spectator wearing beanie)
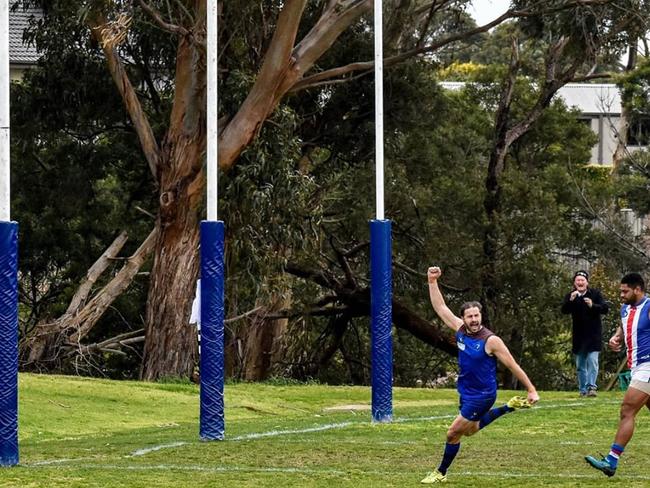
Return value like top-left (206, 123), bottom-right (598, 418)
top-left (561, 270), bottom-right (610, 397)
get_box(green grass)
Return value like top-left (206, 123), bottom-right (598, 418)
top-left (2, 374), bottom-right (649, 487)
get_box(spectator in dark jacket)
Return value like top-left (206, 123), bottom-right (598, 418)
top-left (561, 270), bottom-right (610, 397)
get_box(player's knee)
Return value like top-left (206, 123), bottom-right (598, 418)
top-left (464, 424), bottom-right (479, 437)
top-left (446, 428), bottom-right (462, 443)
top-left (619, 403), bottom-right (636, 420)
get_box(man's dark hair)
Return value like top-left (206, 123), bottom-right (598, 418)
top-left (621, 272), bottom-right (645, 291)
top-left (459, 301), bottom-right (482, 317)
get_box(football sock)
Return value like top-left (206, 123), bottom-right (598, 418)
top-left (437, 442), bottom-right (460, 475)
top-left (605, 443), bottom-right (624, 468)
top-left (478, 404), bottom-right (511, 429)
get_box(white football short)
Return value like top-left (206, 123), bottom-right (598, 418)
top-left (630, 362), bottom-right (650, 395)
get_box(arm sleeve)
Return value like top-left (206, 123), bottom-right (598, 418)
top-left (591, 289), bottom-right (609, 315)
top-left (560, 293), bottom-right (574, 314)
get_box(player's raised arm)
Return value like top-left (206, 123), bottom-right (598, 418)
top-left (427, 266), bottom-right (463, 331)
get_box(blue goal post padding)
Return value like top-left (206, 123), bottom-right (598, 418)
top-left (0, 222), bottom-right (19, 466)
top-left (199, 220), bottom-right (225, 440)
top-left (370, 219), bottom-right (393, 423)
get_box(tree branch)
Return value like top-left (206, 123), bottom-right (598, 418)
top-left (66, 231), bottom-right (129, 316)
top-left (69, 228), bottom-right (158, 343)
top-left (136, 0), bottom-right (190, 37)
top-left (218, 0), bottom-right (311, 170)
top-left (225, 306), bottom-right (264, 324)
top-left (290, 0), bottom-right (616, 93)
top-left (266, 305), bottom-right (352, 320)
top-left (567, 163), bottom-right (650, 262)
top-left (65, 328), bottom-right (145, 358)
top-left (285, 261), bottom-right (457, 355)
top-left (88, 14), bottom-right (161, 182)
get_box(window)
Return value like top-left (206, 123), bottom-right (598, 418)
top-left (577, 118), bottom-right (593, 128)
top-left (627, 117), bottom-right (650, 146)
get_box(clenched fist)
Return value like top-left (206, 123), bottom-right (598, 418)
top-left (609, 334), bottom-right (622, 352)
top-left (428, 266), bottom-right (441, 284)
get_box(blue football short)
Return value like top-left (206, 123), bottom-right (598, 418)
top-left (459, 394), bottom-right (497, 421)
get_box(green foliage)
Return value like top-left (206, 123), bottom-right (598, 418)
top-left (11, 0), bottom-right (650, 386)
top-left (11, 1), bottom-right (159, 370)
top-left (278, 65), bottom-right (646, 389)
top-left (615, 150), bottom-right (650, 214)
top-left (618, 59), bottom-right (650, 113)
top-left (614, 59), bottom-right (650, 216)
top-left (513, 0), bottom-right (642, 65)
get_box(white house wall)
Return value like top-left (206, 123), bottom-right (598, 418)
top-left (585, 114), bottom-right (620, 165)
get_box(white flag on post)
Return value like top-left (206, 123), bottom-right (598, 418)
top-left (190, 279), bottom-right (201, 326)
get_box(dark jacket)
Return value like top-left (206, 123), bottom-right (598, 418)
top-left (561, 288), bottom-right (609, 354)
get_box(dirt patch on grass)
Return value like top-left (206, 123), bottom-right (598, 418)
top-left (323, 404), bottom-right (371, 412)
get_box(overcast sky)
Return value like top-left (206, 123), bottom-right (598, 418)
top-left (469, 0), bottom-right (511, 26)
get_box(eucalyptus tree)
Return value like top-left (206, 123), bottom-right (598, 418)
top-left (16, 0), bottom-right (649, 381)
top-left (15, 0), bottom-right (515, 379)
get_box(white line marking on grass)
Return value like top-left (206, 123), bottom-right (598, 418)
top-left (264, 438), bottom-right (418, 445)
top-left (125, 416), bottom-right (454, 456)
top-left (230, 421), bottom-right (355, 440)
top-left (536, 400), bottom-right (620, 409)
top-left (394, 414), bottom-right (456, 423)
top-left (29, 463), bottom-right (347, 475)
top-left (29, 457), bottom-right (98, 466)
top-left (106, 399), bottom-right (630, 459)
top-left (130, 441), bottom-right (188, 457)
top-left (229, 413), bottom-right (459, 441)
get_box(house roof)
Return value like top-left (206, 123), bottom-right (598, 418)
top-left (9, 5), bottom-right (41, 65)
top-left (556, 83), bottom-right (622, 115)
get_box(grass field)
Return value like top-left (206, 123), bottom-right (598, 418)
top-left (1, 374), bottom-right (648, 487)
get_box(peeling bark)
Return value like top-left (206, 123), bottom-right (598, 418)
top-left (140, 12), bottom-right (207, 379)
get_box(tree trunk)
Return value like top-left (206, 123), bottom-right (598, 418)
top-left (140, 213), bottom-right (201, 380)
top-left (268, 290), bottom-right (292, 368)
top-left (481, 116), bottom-right (512, 328)
top-left (242, 293), bottom-right (291, 381)
top-left (140, 28), bottom-right (206, 380)
top-left (480, 41), bottom-right (520, 328)
top-left (480, 38), bottom-right (575, 327)
top-left (612, 38), bottom-right (638, 167)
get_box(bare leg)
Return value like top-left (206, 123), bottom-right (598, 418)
top-left (585, 387), bottom-right (649, 476)
top-left (613, 386), bottom-right (650, 447)
top-left (446, 414), bottom-right (480, 443)
top-left (427, 414), bottom-right (480, 479)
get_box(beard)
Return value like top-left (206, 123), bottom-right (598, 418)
top-left (465, 321), bottom-right (482, 332)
